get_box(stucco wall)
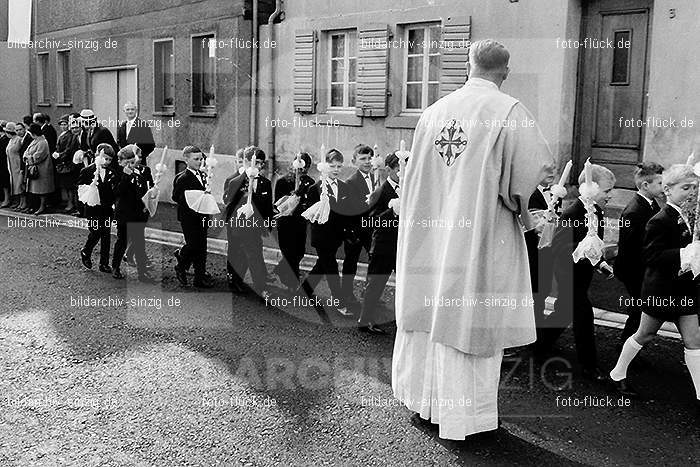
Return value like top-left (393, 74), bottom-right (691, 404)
top-left (258, 0), bottom-right (581, 178)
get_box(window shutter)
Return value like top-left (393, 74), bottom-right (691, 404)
top-left (294, 30), bottom-right (317, 113)
top-left (439, 16), bottom-right (471, 98)
top-left (356, 24), bottom-right (390, 117)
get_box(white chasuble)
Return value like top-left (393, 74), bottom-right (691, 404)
top-left (395, 77), bottom-right (554, 357)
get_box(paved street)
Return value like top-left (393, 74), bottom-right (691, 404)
top-left (1, 214), bottom-right (699, 466)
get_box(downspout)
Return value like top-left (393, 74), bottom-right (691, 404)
top-left (249, 0), bottom-right (259, 144)
top-left (267, 0), bottom-right (282, 173)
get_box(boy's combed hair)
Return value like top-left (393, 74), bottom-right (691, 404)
top-left (353, 144), bottom-right (373, 159)
top-left (662, 164), bottom-right (698, 187)
top-left (298, 152), bottom-right (312, 169)
top-left (96, 143), bottom-right (115, 158)
top-left (385, 152), bottom-right (400, 169)
top-left (577, 164), bottom-right (616, 185)
top-left (182, 145), bottom-right (202, 158)
top-left (244, 145), bottom-right (266, 162)
top-left (326, 148), bottom-right (344, 164)
top-left (634, 162), bottom-right (664, 188)
top-left (117, 146), bottom-right (137, 161)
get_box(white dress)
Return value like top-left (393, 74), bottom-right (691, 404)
top-left (392, 329), bottom-right (504, 440)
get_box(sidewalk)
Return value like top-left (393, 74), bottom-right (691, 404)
top-left (1, 206), bottom-right (681, 341)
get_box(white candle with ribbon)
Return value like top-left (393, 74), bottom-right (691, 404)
top-left (558, 160), bottom-right (572, 187)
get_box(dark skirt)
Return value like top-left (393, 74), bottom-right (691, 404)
top-left (642, 292), bottom-right (699, 321)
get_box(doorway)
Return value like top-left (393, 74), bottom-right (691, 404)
top-left (87, 66), bottom-right (138, 136)
top-left (575, 0), bottom-right (652, 188)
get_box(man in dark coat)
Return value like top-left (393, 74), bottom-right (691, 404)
top-left (117, 102), bottom-right (155, 164)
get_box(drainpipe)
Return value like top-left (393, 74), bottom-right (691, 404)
top-left (267, 0), bottom-right (282, 173)
top-left (249, 0), bottom-right (259, 144)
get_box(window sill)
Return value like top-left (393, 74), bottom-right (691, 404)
top-left (36, 102), bottom-right (51, 107)
top-left (320, 112), bottom-right (362, 127)
top-left (56, 102), bottom-right (73, 107)
top-left (153, 111), bottom-right (176, 117)
top-left (386, 114), bottom-right (420, 129)
top-left (189, 111), bottom-right (217, 118)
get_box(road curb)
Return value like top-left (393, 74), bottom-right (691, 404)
top-left (1, 208), bottom-right (681, 340)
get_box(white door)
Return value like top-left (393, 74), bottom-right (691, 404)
top-left (89, 68), bottom-right (138, 136)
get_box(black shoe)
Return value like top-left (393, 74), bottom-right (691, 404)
top-left (581, 366), bottom-right (606, 382)
top-left (138, 274), bottom-right (157, 284)
top-left (175, 265), bottom-right (188, 287)
top-left (123, 255), bottom-right (136, 267)
top-left (358, 323), bottom-right (388, 335)
top-left (80, 250), bottom-right (92, 269)
top-left (193, 277), bottom-right (214, 288)
top-left (611, 378), bottom-right (639, 398)
top-left (99, 264), bottom-right (112, 274)
top-left (227, 274), bottom-right (245, 293)
top-left (112, 268), bottom-right (125, 279)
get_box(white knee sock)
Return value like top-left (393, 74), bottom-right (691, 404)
top-left (610, 336), bottom-right (643, 381)
top-left (683, 348), bottom-right (700, 400)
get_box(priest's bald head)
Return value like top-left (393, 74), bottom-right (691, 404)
top-left (466, 39), bottom-right (510, 87)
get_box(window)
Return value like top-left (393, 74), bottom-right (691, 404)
top-left (37, 52), bottom-right (50, 104)
top-left (154, 39), bottom-right (175, 111)
top-left (328, 31), bottom-right (357, 110)
top-left (191, 33), bottom-right (216, 113)
top-left (403, 24), bottom-right (441, 111)
top-left (611, 30), bottom-right (632, 85)
top-left (57, 50), bottom-right (71, 104)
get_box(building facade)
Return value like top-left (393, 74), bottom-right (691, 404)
top-left (259, 0), bottom-right (699, 191)
top-left (26, 0), bottom-right (700, 202)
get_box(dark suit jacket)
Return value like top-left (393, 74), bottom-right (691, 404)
top-left (615, 193), bottom-right (659, 295)
top-left (78, 163), bottom-right (118, 218)
top-left (529, 186), bottom-right (563, 213)
top-left (343, 169), bottom-right (379, 234)
top-left (41, 123), bottom-right (58, 154)
top-left (172, 169), bottom-right (207, 224)
top-left (274, 173), bottom-right (316, 217)
top-left (551, 199), bottom-right (605, 289)
top-left (640, 205), bottom-right (698, 315)
top-left (114, 169), bottom-right (149, 222)
top-left (223, 173), bottom-right (273, 236)
top-left (117, 118), bottom-right (155, 161)
top-left (55, 131), bottom-right (79, 173)
top-left (307, 178), bottom-right (352, 250)
top-left (81, 125), bottom-right (119, 161)
top-left (368, 180), bottom-right (399, 257)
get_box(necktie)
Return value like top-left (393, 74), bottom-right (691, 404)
top-left (651, 200), bottom-right (660, 213)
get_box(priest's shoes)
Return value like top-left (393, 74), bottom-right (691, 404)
top-left (611, 378), bottom-right (639, 398)
top-left (581, 366), bottom-right (606, 382)
top-left (358, 323), bottom-right (388, 335)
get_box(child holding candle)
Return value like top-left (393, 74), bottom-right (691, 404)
top-left (614, 162), bottom-right (665, 350)
top-left (79, 144), bottom-right (118, 273)
top-left (610, 164), bottom-right (700, 403)
top-left (172, 146), bottom-right (212, 288)
top-left (222, 146), bottom-right (273, 299)
top-left (273, 152), bottom-right (315, 290)
top-left (536, 163), bottom-right (616, 381)
top-left (298, 148), bottom-right (352, 316)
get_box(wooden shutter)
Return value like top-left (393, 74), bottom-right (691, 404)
top-left (294, 30), bottom-right (317, 113)
top-left (356, 24), bottom-right (390, 117)
top-left (439, 16), bottom-right (471, 97)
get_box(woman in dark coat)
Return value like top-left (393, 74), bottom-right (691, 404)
top-left (24, 123), bottom-right (55, 215)
top-left (0, 121), bottom-right (11, 207)
top-left (54, 114), bottom-right (80, 213)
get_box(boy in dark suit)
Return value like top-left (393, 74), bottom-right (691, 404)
top-left (341, 144), bottom-right (378, 306)
top-left (273, 152), bottom-right (315, 290)
top-left (79, 144), bottom-right (118, 273)
top-left (111, 146), bottom-right (154, 282)
top-left (524, 172), bottom-right (559, 340)
top-left (298, 149), bottom-right (352, 316)
top-left (358, 152), bottom-right (402, 335)
top-left (223, 148), bottom-right (246, 284)
top-left (537, 164), bottom-right (616, 381)
top-left (610, 164), bottom-right (700, 402)
top-left (223, 146), bottom-right (274, 299)
top-left (172, 145), bottom-right (212, 288)
top-left (614, 162), bottom-right (664, 348)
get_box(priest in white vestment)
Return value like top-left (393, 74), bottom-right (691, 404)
top-left (392, 39), bottom-right (554, 440)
